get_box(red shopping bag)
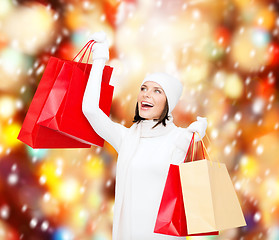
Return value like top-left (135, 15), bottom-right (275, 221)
top-left (17, 57), bottom-right (90, 148)
top-left (154, 134), bottom-right (219, 236)
top-left (37, 41), bottom-right (114, 147)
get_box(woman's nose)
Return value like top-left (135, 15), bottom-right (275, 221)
top-left (143, 90), bottom-right (151, 98)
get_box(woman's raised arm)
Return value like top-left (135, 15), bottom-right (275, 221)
top-left (82, 33), bottom-right (127, 152)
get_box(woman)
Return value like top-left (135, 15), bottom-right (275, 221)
top-left (82, 32), bottom-right (207, 240)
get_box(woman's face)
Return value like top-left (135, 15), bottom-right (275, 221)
top-left (137, 81), bottom-right (167, 120)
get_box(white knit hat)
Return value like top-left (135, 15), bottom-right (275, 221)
top-left (141, 72), bottom-right (183, 113)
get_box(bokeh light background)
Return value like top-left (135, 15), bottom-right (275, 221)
top-left (0, 0), bottom-right (279, 239)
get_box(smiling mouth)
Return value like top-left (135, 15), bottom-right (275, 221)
top-left (141, 101), bottom-right (154, 109)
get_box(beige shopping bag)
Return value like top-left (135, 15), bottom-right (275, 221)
top-left (179, 134), bottom-right (246, 234)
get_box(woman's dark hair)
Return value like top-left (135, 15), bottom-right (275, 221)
top-left (133, 99), bottom-right (169, 128)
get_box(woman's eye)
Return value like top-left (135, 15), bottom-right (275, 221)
top-left (155, 89), bottom-right (161, 94)
top-left (141, 87), bottom-right (147, 91)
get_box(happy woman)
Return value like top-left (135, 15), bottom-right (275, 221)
top-left (82, 31), bottom-right (207, 240)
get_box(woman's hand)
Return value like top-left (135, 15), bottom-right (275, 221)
top-left (88, 31), bottom-right (109, 61)
top-left (187, 116), bottom-right (207, 140)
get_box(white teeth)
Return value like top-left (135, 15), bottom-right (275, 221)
top-left (142, 101), bottom-right (154, 107)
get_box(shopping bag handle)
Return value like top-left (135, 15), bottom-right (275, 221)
top-left (184, 132), bottom-right (219, 166)
top-left (196, 132), bottom-right (220, 166)
top-left (72, 40), bottom-right (95, 62)
top-left (184, 133), bottom-right (205, 163)
top-left (184, 133), bottom-right (194, 162)
top-left (192, 133), bottom-right (207, 162)
top-left (71, 40), bottom-right (96, 74)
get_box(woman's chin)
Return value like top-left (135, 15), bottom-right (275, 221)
top-left (139, 113), bottom-right (158, 120)
top-left (139, 112), bottom-right (152, 120)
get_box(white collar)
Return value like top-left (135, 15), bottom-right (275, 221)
top-left (137, 115), bottom-right (175, 138)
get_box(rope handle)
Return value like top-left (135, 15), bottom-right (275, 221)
top-left (196, 132), bottom-right (220, 166)
top-left (191, 133), bottom-right (195, 162)
top-left (72, 40), bottom-right (95, 62)
top-left (70, 40), bottom-right (96, 74)
top-left (183, 133), bottom-right (197, 163)
top-left (189, 133), bottom-right (204, 163)
top-left (184, 133), bottom-right (194, 163)
top-left (183, 132), bottom-right (220, 166)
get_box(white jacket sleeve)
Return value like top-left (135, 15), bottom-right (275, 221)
top-left (175, 126), bottom-right (204, 154)
top-left (82, 59), bottom-right (127, 152)
top-left (175, 127), bottom-right (194, 153)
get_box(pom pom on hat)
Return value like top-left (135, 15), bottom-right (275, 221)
top-left (141, 72), bottom-right (183, 113)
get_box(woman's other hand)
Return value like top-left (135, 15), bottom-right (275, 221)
top-left (88, 31), bottom-right (109, 61)
top-left (187, 116), bottom-right (207, 140)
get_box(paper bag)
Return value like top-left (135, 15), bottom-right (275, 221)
top-left (179, 155), bottom-right (246, 234)
top-left (17, 57), bottom-right (91, 148)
